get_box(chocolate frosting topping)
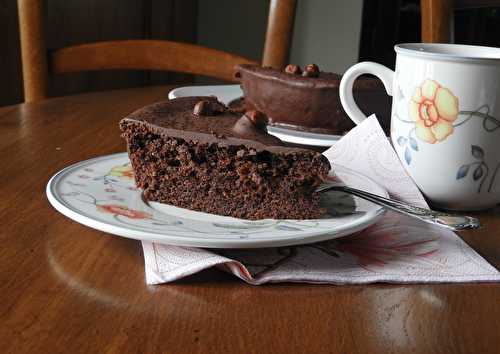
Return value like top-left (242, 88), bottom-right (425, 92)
top-left (235, 64), bottom-right (343, 89)
top-left (232, 112), bottom-right (281, 146)
top-left (234, 64), bottom-right (391, 135)
top-left (120, 96), bottom-right (309, 154)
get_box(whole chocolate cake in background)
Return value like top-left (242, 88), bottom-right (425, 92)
top-left (120, 96), bottom-right (330, 220)
top-left (234, 63), bottom-right (391, 135)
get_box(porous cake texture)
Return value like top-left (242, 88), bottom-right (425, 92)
top-left (120, 96), bottom-right (330, 220)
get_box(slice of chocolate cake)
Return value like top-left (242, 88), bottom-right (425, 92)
top-left (119, 96), bottom-right (330, 220)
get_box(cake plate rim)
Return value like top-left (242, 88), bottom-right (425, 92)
top-left (46, 153), bottom-right (387, 249)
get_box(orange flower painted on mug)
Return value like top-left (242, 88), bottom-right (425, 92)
top-left (409, 79), bottom-right (459, 144)
top-left (97, 204), bottom-right (152, 219)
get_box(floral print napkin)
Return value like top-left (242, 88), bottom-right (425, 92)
top-left (141, 115), bottom-right (500, 285)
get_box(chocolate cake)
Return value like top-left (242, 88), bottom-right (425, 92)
top-left (119, 96), bottom-right (330, 220)
top-left (234, 64), bottom-right (391, 135)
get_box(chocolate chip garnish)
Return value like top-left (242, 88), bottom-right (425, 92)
top-left (284, 64), bottom-right (302, 75)
top-left (193, 99), bottom-right (226, 116)
top-left (302, 63), bottom-right (320, 77)
top-left (193, 100), bottom-right (212, 116)
top-left (211, 100), bottom-right (226, 114)
top-left (245, 110), bottom-right (268, 129)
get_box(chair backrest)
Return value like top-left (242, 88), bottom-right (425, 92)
top-left (17, 0), bottom-right (296, 102)
top-left (421, 0), bottom-right (500, 42)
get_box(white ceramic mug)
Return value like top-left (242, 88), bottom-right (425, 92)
top-left (339, 43), bottom-right (500, 210)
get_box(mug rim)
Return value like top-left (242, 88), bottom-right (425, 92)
top-left (395, 43), bottom-right (500, 61)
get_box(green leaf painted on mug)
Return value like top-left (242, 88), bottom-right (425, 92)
top-left (473, 165), bottom-right (484, 181)
top-left (404, 147), bottom-right (412, 165)
top-left (471, 145), bottom-right (485, 159)
top-left (456, 165), bottom-right (470, 180)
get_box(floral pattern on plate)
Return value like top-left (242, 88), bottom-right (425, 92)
top-left (47, 153), bottom-right (387, 248)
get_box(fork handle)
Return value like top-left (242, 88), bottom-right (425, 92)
top-left (318, 185), bottom-right (480, 231)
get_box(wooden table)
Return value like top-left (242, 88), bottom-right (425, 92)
top-left (1, 86), bottom-right (499, 354)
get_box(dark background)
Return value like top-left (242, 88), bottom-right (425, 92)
top-left (0, 0), bottom-right (198, 106)
top-left (359, 0), bottom-right (500, 68)
top-left (2, 0), bottom-right (500, 107)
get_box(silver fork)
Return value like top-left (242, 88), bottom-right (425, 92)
top-left (317, 183), bottom-right (480, 231)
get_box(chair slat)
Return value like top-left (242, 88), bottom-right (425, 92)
top-left (51, 40), bottom-right (256, 82)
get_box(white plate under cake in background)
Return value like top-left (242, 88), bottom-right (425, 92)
top-left (168, 85), bottom-right (341, 147)
top-left (46, 153), bottom-right (387, 248)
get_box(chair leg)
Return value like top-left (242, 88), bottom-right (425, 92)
top-left (262, 0), bottom-right (297, 69)
top-left (421, 0), bottom-right (453, 43)
top-left (18, 0), bottom-right (49, 102)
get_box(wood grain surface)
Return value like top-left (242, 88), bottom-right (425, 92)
top-left (0, 86), bottom-right (499, 354)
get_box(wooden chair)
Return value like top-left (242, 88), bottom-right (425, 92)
top-left (421, 0), bottom-right (500, 42)
top-left (18, 0), bottom-right (296, 102)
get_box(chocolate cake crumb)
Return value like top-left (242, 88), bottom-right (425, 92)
top-left (120, 96), bottom-right (330, 220)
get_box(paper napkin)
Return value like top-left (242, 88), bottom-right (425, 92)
top-left (141, 115), bottom-right (500, 285)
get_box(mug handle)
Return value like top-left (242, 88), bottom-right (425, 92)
top-left (339, 62), bottom-right (395, 125)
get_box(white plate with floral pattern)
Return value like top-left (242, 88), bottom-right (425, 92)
top-left (168, 85), bottom-right (341, 147)
top-left (46, 153), bottom-right (387, 248)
